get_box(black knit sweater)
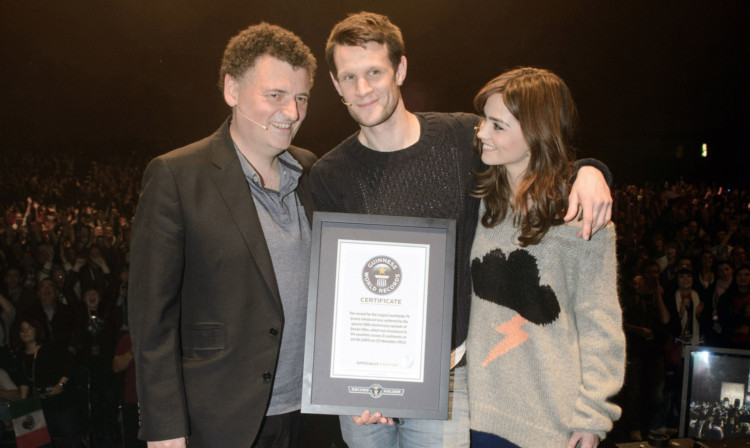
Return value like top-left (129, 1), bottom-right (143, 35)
top-left (310, 112), bottom-right (482, 352)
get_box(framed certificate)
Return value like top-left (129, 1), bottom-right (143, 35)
top-left (301, 212), bottom-right (456, 419)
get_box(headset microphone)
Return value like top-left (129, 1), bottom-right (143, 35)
top-left (236, 107), bottom-right (268, 130)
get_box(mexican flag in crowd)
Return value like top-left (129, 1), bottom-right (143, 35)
top-left (9, 397), bottom-right (51, 448)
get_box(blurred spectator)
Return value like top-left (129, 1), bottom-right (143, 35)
top-left (647, 232), bottom-right (668, 271)
top-left (113, 264), bottom-right (129, 332)
top-left (729, 247), bottom-right (747, 270)
top-left (51, 266), bottom-right (79, 306)
top-left (0, 292), bottom-right (14, 347)
top-left (695, 250), bottom-right (716, 300)
top-left (659, 242), bottom-right (680, 287)
top-left (1, 267), bottom-right (35, 311)
top-left (703, 260), bottom-right (734, 345)
top-left (0, 367), bottom-right (20, 423)
top-left (717, 265), bottom-right (750, 348)
top-left (666, 269), bottom-right (705, 348)
top-left (23, 278), bottom-right (79, 351)
top-left (113, 332), bottom-right (144, 448)
top-left (73, 246), bottom-right (112, 302)
top-left (712, 229), bottom-right (734, 261)
top-left (74, 288), bottom-right (118, 445)
top-left (15, 317), bottom-right (81, 447)
top-left (618, 262), bottom-right (670, 440)
top-left (19, 250), bottom-right (38, 290)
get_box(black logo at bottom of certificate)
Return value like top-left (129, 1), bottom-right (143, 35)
top-left (348, 384), bottom-right (405, 398)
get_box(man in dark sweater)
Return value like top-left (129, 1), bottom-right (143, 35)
top-left (309, 11), bottom-right (613, 448)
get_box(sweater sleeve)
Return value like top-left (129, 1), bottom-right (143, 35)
top-left (569, 223), bottom-right (625, 438)
top-left (571, 158), bottom-right (613, 189)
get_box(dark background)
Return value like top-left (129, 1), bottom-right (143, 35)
top-left (2, 0), bottom-right (748, 186)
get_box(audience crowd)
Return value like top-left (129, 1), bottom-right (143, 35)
top-left (614, 180), bottom-right (750, 441)
top-left (0, 152), bottom-right (749, 446)
top-left (0, 153), bottom-right (145, 448)
top-left (687, 400), bottom-right (750, 440)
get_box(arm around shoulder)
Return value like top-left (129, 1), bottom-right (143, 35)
top-left (566, 162), bottom-right (613, 240)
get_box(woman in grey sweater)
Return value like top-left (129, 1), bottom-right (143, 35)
top-left (467, 67), bottom-right (625, 448)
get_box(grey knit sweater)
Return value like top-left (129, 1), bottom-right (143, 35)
top-left (468, 205), bottom-right (625, 447)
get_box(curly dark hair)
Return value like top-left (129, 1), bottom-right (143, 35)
top-left (472, 67), bottom-right (577, 247)
top-left (325, 11), bottom-right (404, 76)
top-left (218, 22), bottom-right (317, 91)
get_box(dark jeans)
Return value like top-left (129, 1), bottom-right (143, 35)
top-left (470, 430), bottom-right (521, 448)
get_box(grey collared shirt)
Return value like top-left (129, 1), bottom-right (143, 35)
top-left (235, 145), bottom-right (311, 415)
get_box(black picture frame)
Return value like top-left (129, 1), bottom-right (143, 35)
top-left (301, 211), bottom-right (456, 420)
top-left (678, 345), bottom-right (750, 440)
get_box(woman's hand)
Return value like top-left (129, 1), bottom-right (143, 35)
top-left (567, 431), bottom-right (599, 448)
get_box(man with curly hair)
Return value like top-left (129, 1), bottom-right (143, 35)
top-left (129, 23), bottom-right (317, 448)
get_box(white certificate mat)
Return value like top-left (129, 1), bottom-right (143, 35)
top-left (331, 240), bottom-right (430, 382)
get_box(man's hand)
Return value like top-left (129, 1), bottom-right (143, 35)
top-left (567, 431), bottom-right (599, 448)
top-left (351, 410), bottom-right (394, 426)
top-left (564, 166), bottom-right (612, 240)
top-left (148, 438), bottom-right (186, 448)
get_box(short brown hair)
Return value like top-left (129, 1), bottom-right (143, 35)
top-left (218, 23), bottom-right (317, 91)
top-left (472, 67), bottom-right (577, 246)
top-left (325, 12), bottom-right (404, 76)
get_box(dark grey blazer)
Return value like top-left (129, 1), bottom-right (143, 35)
top-left (129, 119), bottom-right (316, 447)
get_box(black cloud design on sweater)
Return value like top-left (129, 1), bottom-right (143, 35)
top-left (471, 248), bottom-right (560, 325)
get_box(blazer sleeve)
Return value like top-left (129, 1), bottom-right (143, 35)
top-left (128, 157), bottom-right (189, 441)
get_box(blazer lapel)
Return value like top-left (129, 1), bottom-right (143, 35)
top-left (207, 121), bottom-right (282, 307)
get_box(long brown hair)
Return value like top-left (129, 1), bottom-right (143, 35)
top-left (472, 67), bottom-right (577, 246)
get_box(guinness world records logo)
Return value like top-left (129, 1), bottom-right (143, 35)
top-left (362, 256), bottom-right (401, 295)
